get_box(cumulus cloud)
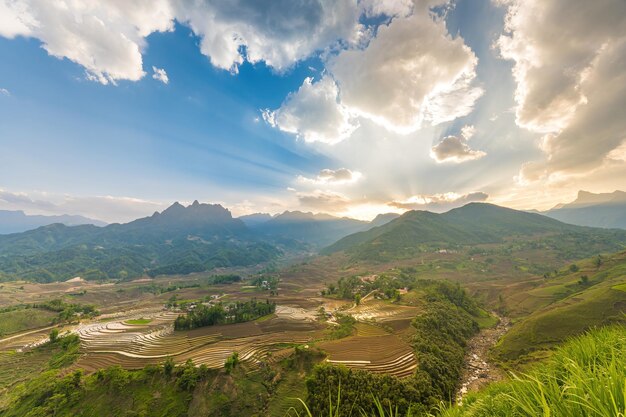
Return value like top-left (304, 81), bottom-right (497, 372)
top-left (152, 66), bottom-right (169, 84)
top-left (0, 0), bottom-right (174, 84)
top-left (296, 189), bottom-right (350, 211)
top-left (359, 0), bottom-right (414, 18)
top-left (326, 1), bottom-right (483, 134)
top-left (497, 0), bottom-right (626, 177)
top-left (0, 88), bottom-right (9, 96)
top-left (389, 191), bottom-right (488, 212)
top-left (175, 1), bottom-right (361, 73)
top-left (0, 0), bottom-right (360, 83)
top-left (297, 168), bottom-right (362, 185)
top-left (0, 0), bottom-right (34, 38)
top-left (262, 76), bottom-right (358, 144)
top-left (430, 125), bottom-right (486, 163)
top-left (266, 0), bottom-right (483, 142)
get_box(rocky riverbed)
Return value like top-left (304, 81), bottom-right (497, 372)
top-left (456, 313), bottom-right (511, 403)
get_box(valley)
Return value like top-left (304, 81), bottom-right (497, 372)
top-left (0, 202), bottom-right (624, 416)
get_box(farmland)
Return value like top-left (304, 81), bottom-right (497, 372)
top-left (0, 236), bottom-right (625, 416)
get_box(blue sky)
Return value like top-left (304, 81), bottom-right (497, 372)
top-left (1, 0), bottom-right (624, 222)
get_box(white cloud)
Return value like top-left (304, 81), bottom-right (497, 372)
top-left (389, 191), bottom-right (488, 212)
top-left (174, 1), bottom-right (361, 73)
top-left (0, 88), bottom-right (10, 96)
top-left (0, 0), bottom-right (174, 85)
top-left (497, 0), bottom-right (626, 177)
top-left (460, 124), bottom-right (475, 139)
top-left (297, 168), bottom-right (362, 185)
top-left (296, 189), bottom-right (350, 211)
top-left (0, 0), bottom-right (33, 38)
top-left (264, 1), bottom-right (483, 143)
top-left (0, 0), bottom-right (360, 83)
top-left (262, 76), bottom-right (358, 144)
top-left (152, 66), bottom-right (169, 84)
top-left (430, 125), bottom-right (486, 163)
top-left (607, 141), bottom-right (626, 162)
top-left (359, 0), bottom-right (414, 18)
top-left (326, 1), bottom-right (483, 134)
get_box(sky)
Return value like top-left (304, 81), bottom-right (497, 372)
top-left (0, 0), bottom-right (625, 223)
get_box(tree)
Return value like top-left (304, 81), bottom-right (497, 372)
top-left (594, 255), bottom-right (603, 269)
top-left (224, 352), bottom-right (239, 374)
top-left (163, 357), bottom-right (175, 378)
top-left (579, 275), bottom-right (589, 285)
top-left (354, 293), bottom-right (362, 306)
top-left (569, 264), bottom-right (580, 273)
top-left (49, 328), bottom-right (59, 343)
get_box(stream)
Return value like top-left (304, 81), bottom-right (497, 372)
top-left (456, 313), bottom-right (511, 404)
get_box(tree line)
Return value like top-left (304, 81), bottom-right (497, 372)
top-left (173, 299), bottom-right (276, 330)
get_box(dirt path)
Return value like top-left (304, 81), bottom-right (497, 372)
top-left (456, 313), bottom-right (511, 403)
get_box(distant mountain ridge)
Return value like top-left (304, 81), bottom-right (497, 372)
top-left (544, 190), bottom-right (626, 229)
top-left (323, 203), bottom-right (626, 261)
top-left (244, 210), bottom-right (400, 247)
top-left (0, 210), bottom-right (106, 235)
top-left (238, 213), bottom-right (273, 227)
top-left (0, 201), bottom-right (277, 282)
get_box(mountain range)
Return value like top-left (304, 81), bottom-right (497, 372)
top-left (323, 203), bottom-right (626, 261)
top-left (0, 210), bottom-right (106, 235)
top-left (0, 201), bottom-right (277, 282)
top-left (543, 190), bottom-right (626, 229)
top-left (1, 200), bottom-right (625, 283)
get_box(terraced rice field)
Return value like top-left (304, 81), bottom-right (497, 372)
top-left (320, 332), bottom-right (416, 378)
top-left (72, 309), bottom-right (322, 373)
top-left (348, 299), bottom-right (420, 322)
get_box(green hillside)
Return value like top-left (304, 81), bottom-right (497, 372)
top-left (0, 202), bottom-right (280, 283)
top-left (323, 203), bottom-right (626, 261)
top-left (494, 250), bottom-right (626, 361)
top-left (439, 325), bottom-right (625, 417)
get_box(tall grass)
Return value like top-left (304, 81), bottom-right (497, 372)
top-left (438, 325), bottom-right (626, 417)
top-left (288, 326), bottom-right (625, 417)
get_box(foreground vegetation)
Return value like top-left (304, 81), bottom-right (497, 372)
top-left (439, 325), bottom-right (625, 417)
top-left (290, 325), bottom-right (625, 417)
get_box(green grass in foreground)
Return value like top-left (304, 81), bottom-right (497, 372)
top-left (439, 325), bottom-right (626, 417)
top-left (289, 325), bottom-right (625, 417)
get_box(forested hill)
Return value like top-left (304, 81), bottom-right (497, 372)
top-left (322, 203), bottom-right (626, 260)
top-left (0, 201), bottom-right (279, 283)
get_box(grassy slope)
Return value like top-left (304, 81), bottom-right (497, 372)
top-left (0, 308), bottom-right (57, 336)
top-left (440, 325), bottom-right (625, 417)
top-left (494, 251), bottom-right (626, 361)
